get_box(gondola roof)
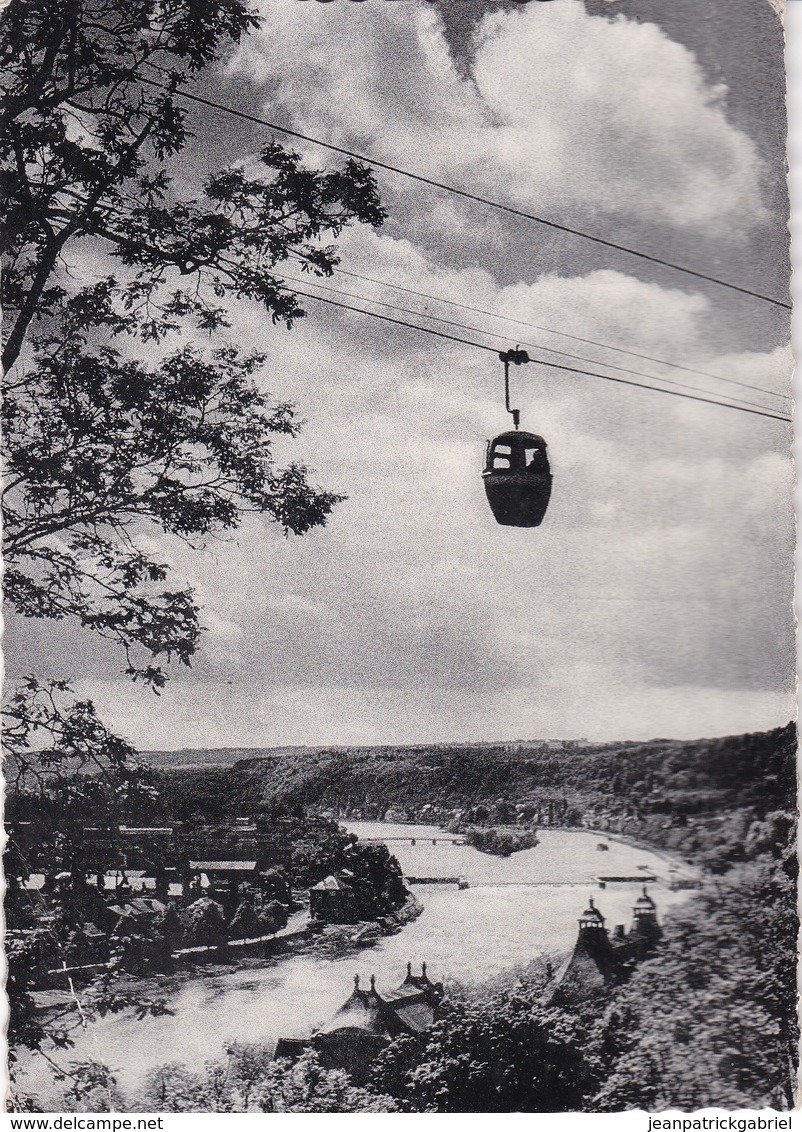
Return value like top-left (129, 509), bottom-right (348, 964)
top-left (490, 429), bottom-right (548, 445)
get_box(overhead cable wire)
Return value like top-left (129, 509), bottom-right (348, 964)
top-left (284, 282), bottom-right (792, 424)
top-left (324, 264), bottom-right (791, 405)
top-left (142, 77), bottom-right (793, 311)
top-left (277, 272), bottom-right (783, 414)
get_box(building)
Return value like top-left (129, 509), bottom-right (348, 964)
top-left (550, 888), bottom-right (661, 1005)
top-left (275, 963), bottom-right (443, 1084)
top-left (108, 896), bottom-right (167, 936)
top-left (187, 859), bottom-right (259, 879)
top-left (309, 871), bottom-right (361, 923)
top-left (187, 860), bottom-right (259, 916)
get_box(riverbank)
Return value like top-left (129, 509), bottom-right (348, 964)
top-left (34, 890), bottom-right (425, 1012)
top-left (556, 824), bottom-right (701, 881)
top-left (16, 827), bottom-right (697, 1109)
top-left (284, 890), bottom-right (424, 960)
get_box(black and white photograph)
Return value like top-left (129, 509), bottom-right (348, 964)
top-left (1, 0), bottom-right (797, 1115)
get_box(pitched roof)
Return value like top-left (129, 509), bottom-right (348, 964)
top-left (383, 984), bottom-right (421, 1004)
top-left (311, 873), bottom-right (352, 890)
top-left (313, 967), bottom-right (442, 1041)
top-left (131, 897), bottom-right (166, 913)
top-left (393, 1001), bottom-right (436, 1033)
top-left (109, 897), bottom-right (166, 919)
top-left (552, 936), bottom-right (613, 1004)
top-left (318, 989), bottom-right (391, 1038)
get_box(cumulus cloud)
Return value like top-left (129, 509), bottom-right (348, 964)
top-left (231, 0), bottom-right (767, 236)
top-left (9, 216), bottom-right (791, 744)
top-left (23, 223), bottom-right (783, 747)
top-left (10, 209), bottom-right (788, 742)
top-left (8, 2), bottom-right (790, 748)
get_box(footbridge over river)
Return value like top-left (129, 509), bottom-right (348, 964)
top-left (359, 835), bottom-right (465, 846)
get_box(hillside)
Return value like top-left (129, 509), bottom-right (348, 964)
top-left (140, 745), bottom-right (321, 770)
top-left (149, 724), bottom-right (796, 871)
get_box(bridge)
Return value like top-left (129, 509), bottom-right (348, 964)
top-left (406, 876), bottom-right (465, 885)
top-left (402, 878), bottom-right (584, 888)
top-left (594, 874), bottom-right (657, 885)
top-left (360, 836), bottom-right (465, 846)
top-left (403, 878), bottom-right (662, 889)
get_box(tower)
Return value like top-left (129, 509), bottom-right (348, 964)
top-left (631, 886), bottom-right (661, 943)
top-left (550, 895), bottom-right (615, 1004)
top-left (578, 896), bottom-right (607, 937)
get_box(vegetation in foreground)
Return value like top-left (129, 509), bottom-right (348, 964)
top-left (23, 824), bottom-right (795, 1113)
top-left (10, 723), bottom-right (797, 1113)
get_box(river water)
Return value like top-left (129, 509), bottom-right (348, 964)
top-left (17, 824), bottom-right (697, 1107)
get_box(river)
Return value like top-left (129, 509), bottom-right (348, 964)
top-left (16, 824), bottom-right (698, 1108)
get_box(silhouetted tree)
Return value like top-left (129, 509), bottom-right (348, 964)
top-left (2, 0), bottom-right (384, 689)
top-left (2, 0), bottom-right (384, 1098)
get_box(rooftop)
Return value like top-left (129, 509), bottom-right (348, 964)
top-left (579, 897), bottom-right (605, 924)
top-left (311, 873), bottom-right (352, 890)
top-left (109, 897), bottom-right (166, 919)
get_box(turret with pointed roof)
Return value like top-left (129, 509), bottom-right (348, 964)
top-left (274, 964), bottom-right (442, 1084)
top-left (632, 886), bottom-right (657, 922)
top-left (578, 896), bottom-right (606, 933)
top-left (550, 891), bottom-right (662, 1005)
top-left (630, 885), bottom-right (661, 944)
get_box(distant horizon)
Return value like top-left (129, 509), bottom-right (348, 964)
top-left (137, 718), bottom-right (795, 756)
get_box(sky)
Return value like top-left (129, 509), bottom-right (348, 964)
top-left (7, 0), bottom-right (795, 750)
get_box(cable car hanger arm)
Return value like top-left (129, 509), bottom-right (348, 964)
top-left (500, 347), bottom-right (530, 430)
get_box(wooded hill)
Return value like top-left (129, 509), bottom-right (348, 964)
top-left (149, 723), bottom-right (795, 871)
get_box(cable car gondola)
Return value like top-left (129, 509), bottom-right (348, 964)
top-left (482, 348), bottom-right (552, 528)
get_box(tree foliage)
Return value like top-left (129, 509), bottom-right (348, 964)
top-left (1, 0), bottom-right (384, 369)
top-left (4, 675), bottom-right (134, 789)
top-left (138, 1048), bottom-right (398, 1112)
top-left (2, 0), bottom-right (385, 1095)
top-left (373, 989), bottom-right (589, 1113)
top-left (62, 1061), bottom-right (124, 1112)
top-left (590, 853), bottom-right (798, 1111)
top-left (2, 0), bottom-right (386, 688)
top-left (255, 1051), bottom-right (398, 1113)
top-left (367, 811), bottom-right (797, 1114)
top-left (141, 1062), bottom-right (210, 1113)
top-left (195, 723), bottom-right (796, 865)
top-left (4, 326), bottom-right (345, 686)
